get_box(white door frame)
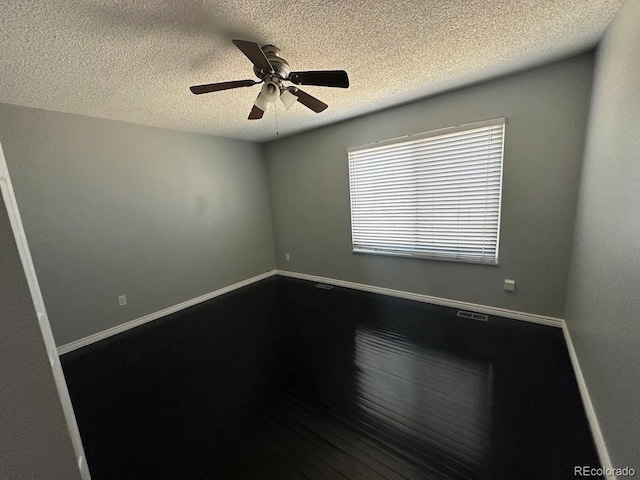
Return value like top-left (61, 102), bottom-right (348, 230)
top-left (0, 141), bottom-right (90, 479)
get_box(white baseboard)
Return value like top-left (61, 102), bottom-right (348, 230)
top-left (276, 269), bottom-right (564, 328)
top-left (58, 268), bottom-right (562, 355)
top-left (57, 270), bottom-right (277, 355)
top-left (562, 323), bottom-right (616, 479)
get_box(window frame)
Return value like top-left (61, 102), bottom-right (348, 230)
top-left (347, 117), bottom-right (506, 266)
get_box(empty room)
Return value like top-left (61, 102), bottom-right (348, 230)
top-left (1, 1), bottom-right (639, 479)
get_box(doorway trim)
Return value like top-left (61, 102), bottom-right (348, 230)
top-left (0, 142), bottom-right (90, 479)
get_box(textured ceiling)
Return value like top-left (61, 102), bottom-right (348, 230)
top-left (1, 0), bottom-right (621, 142)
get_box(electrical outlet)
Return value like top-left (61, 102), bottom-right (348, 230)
top-left (285, 253), bottom-right (290, 261)
top-left (504, 279), bottom-right (516, 292)
top-left (118, 295), bottom-right (127, 306)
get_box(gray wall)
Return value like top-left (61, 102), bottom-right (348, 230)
top-left (0, 104), bottom-right (275, 346)
top-left (564, 0), bottom-right (640, 468)
top-left (265, 54), bottom-right (594, 318)
top-left (0, 193), bottom-right (81, 479)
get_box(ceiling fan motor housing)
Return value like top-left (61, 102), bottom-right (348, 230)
top-left (254, 45), bottom-right (291, 80)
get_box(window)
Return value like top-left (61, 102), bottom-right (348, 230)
top-left (348, 118), bottom-right (505, 264)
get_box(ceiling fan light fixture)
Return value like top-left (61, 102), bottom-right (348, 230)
top-left (260, 81), bottom-right (280, 103)
top-left (254, 92), bottom-right (270, 112)
top-left (189, 40), bottom-right (349, 120)
top-left (280, 88), bottom-right (298, 110)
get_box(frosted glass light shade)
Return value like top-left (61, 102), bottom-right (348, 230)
top-left (254, 93), bottom-right (270, 112)
top-left (260, 82), bottom-right (280, 103)
top-left (280, 89), bottom-right (298, 110)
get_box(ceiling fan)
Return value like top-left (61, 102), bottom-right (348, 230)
top-left (190, 40), bottom-right (349, 120)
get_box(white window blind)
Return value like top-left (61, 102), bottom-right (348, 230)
top-left (348, 118), bottom-right (505, 264)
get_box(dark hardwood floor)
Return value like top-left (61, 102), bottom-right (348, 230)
top-left (61, 277), bottom-right (601, 479)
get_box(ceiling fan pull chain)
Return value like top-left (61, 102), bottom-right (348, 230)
top-left (274, 99), bottom-right (279, 136)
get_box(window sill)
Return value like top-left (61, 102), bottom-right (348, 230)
top-left (352, 248), bottom-right (499, 266)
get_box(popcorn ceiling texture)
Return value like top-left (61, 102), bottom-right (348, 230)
top-left (1, 0), bottom-right (621, 141)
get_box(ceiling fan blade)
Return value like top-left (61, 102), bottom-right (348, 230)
top-left (232, 39), bottom-right (274, 73)
top-left (288, 70), bottom-right (349, 88)
top-left (289, 88), bottom-right (328, 113)
top-left (190, 79), bottom-right (257, 95)
top-left (248, 105), bottom-right (264, 120)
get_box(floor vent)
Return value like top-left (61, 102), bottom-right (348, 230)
top-left (315, 283), bottom-right (334, 290)
top-left (457, 310), bottom-right (488, 321)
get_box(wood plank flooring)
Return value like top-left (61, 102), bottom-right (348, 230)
top-left (61, 277), bottom-right (602, 479)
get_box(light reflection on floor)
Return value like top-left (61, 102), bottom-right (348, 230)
top-left (354, 324), bottom-right (493, 470)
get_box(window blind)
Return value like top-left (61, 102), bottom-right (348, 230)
top-left (348, 118), bottom-right (505, 264)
